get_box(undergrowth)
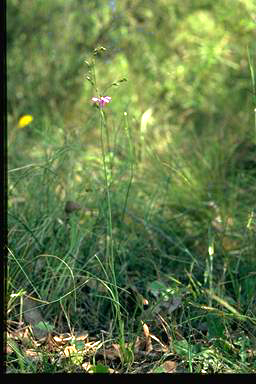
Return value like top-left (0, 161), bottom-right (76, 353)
top-left (7, 44), bottom-right (256, 373)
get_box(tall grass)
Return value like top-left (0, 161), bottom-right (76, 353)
top-left (7, 43), bottom-right (256, 373)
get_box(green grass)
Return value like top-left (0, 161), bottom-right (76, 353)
top-left (6, 2), bottom-right (256, 373)
top-left (7, 85), bottom-right (256, 372)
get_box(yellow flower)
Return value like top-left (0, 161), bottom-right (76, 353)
top-left (18, 115), bottom-right (33, 128)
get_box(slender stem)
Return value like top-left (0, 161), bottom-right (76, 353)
top-left (99, 109), bottom-right (122, 334)
top-left (100, 110), bottom-right (113, 267)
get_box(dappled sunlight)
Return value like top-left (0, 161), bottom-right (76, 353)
top-left (7, 0), bottom-right (256, 374)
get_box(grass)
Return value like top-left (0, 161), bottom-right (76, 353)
top-left (6, 51), bottom-right (256, 373)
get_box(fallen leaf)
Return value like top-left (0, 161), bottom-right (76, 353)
top-left (112, 343), bottom-right (122, 359)
top-left (163, 360), bottom-right (177, 373)
top-left (143, 323), bottom-right (153, 353)
top-left (63, 345), bottom-right (77, 357)
top-left (82, 361), bottom-right (91, 371)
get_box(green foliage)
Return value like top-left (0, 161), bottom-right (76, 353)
top-left (90, 363), bottom-right (110, 373)
top-left (7, 0), bottom-right (256, 374)
top-left (35, 321), bottom-right (55, 333)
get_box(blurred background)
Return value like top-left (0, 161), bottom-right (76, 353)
top-left (7, 0), bottom-right (256, 231)
top-left (7, 0), bottom-right (255, 137)
top-left (7, 0), bottom-right (256, 370)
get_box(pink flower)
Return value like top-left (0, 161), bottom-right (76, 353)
top-left (92, 96), bottom-right (112, 108)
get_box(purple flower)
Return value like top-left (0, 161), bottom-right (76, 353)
top-left (92, 96), bottom-right (112, 108)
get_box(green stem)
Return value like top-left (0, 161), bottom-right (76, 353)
top-left (99, 109), bottom-right (123, 336)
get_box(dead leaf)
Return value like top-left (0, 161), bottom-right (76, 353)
top-left (149, 333), bottom-right (169, 352)
top-left (82, 361), bottom-right (91, 371)
top-left (76, 332), bottom-right (89, 341)
top-left (163, 360), bottom-right (177, 373)
top-left (24, 349), bottom-right (41, 362)
top-left (5, 344), bottom-right (13, 354)
top-left (134, 336), bottom-right (144, 353)
top-left (53, 335), bottom-right (66, 345)
top-left (112, 343), bottom-right (122, 359)
top-left (143, 323), bottom-right (153, 353)
top-left (63, 345), bottom-right (77, 357)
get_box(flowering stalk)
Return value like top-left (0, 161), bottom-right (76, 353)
top-left (87, 50), bottom-right (129, 363)
top-left (92, 96), bottom-right (112, 109)
top-left (91, 93), bottom-right (114, 273)
top-left (99, 108), bottom-right (114, 269)
top-left (97, 104), bottom-right (126, 350)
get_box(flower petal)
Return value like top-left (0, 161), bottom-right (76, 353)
top-left (91, 96), bottom-right (112, 108)
top-left (102, 96), bottom-right (111, 102)
top-left (18, 115), bottom-right (33, 128)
